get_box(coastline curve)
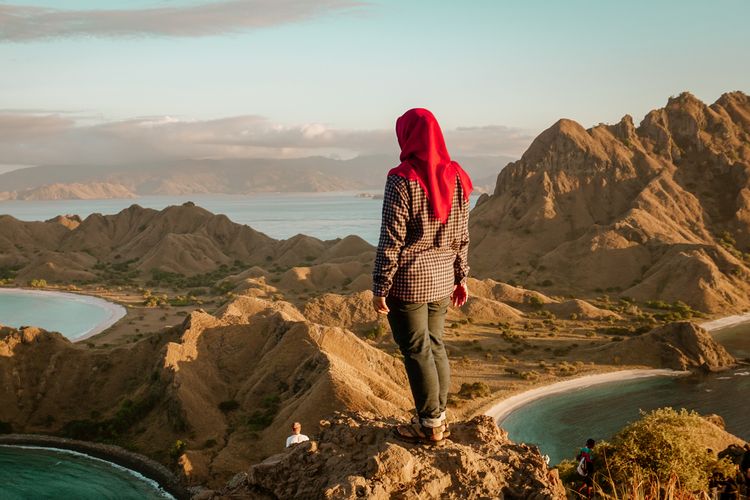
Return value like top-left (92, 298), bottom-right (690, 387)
top-left (485, 368), bottom-right (689, 425)
top-left (0, 287), bottom-right (126, 341)
top-left (0, 434), bottom-right (189, 500)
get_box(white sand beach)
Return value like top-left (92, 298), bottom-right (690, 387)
top-left (485, 369), bottom-right (688, 424)
top-left (701, 312), bottom-right (750, 332)
top-left (0, 287), bottom-right (126, 341)
top-left (485, 310), bottom-right (750, 425)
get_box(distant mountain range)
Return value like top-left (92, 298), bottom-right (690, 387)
top-left (0, 154), bottom-right (514, 200)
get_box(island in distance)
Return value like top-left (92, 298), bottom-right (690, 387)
top-left (0, 154), bottom-right (509, 200)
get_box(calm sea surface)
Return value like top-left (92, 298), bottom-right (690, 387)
top-left (0, 192), bottom-right (481, 245)
top-left (501, 323), bottom-right (750, 465)
top-left (0, 446), bottom-right (173, 499)
top-left (0, 289), bottom-right (125, 340)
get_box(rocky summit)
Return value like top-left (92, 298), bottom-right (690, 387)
top-left (209, 412), bottom-right (565, 500)
top-left (470, 91), bottom-right (750, 313)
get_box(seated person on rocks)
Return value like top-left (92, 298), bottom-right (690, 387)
top-left (285, 422), bottom-right (309, 448)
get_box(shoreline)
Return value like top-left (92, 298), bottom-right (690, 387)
top-left (0, 434), bottom-right (188, 500)
top-left (0, 287), bottom-right (127, 341)
top-left (484, 311), bottom-right (750, 425)
top-left (484, 368), bottom-right (688, 424)
top-left (701, 312), bottom-right (750, 332)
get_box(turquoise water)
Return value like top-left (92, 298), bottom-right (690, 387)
top-left (0, 289), bottom-right (125, 341)
top-left (0, 192), bottom-right (480, 245)
top-left (0, 446), bottom-right (173, 499)
top-left (501, 324), bottom-right (750, 465)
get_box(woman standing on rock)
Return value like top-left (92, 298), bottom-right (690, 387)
top-left (372, 108), bottom-right (472, 444)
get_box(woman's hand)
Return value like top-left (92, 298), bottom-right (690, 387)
top-left (451, 282), bottom-right (468, 308)
top-left (372, 295), bottom-right (390, 314)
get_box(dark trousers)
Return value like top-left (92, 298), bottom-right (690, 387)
top-left (386, 295), bottom-right (450, 426)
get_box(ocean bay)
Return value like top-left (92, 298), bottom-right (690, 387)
top-left (500, 322), bottom-right (750, 465)
top-left (0, 445), bottom-right (172, 500)
top-left (0, 289), bottom-right (125, 341)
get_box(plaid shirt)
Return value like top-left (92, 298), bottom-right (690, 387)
top-left (372, 175), bottom-right (469, 303)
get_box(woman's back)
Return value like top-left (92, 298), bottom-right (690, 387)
top-left (373, 174), bottom-right (469, 304)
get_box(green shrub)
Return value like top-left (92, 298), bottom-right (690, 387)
top-left (29, 279), bottom-right (47, 288)
top-left (62, 389), bottom-right (163, 441)
top-left (169, 439), bottom-right (186, 461)
top-left (528, 296), bottom-right (544, 309)
top-left (457, 382), bottom-right (491, 399)
top-left (218, 400), bottom-right (240, 413)
top-left (241, 394), bottom-right (280, 431)
top-left (597, 408), bottom-right (737, 492)
top-left (0, 421), bottom-right (12, 434)
top-left (0, 265), bottom-right (20, 280)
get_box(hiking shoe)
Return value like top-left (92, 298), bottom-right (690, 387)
top-left (411, 415), bottom-right (450, 438)
top-left (394, 422), bottom-right (445, 444)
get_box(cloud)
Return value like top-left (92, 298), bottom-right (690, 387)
top-left (0, 0), bottom-right (365, 41)
top-left (0, 111), bottom-right (534, 166)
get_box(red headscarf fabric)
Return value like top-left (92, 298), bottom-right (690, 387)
top-left (388, 108), bottom-right (473, 223)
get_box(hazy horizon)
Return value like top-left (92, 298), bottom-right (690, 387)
top-left (1, 0), bottom-right (748, 171)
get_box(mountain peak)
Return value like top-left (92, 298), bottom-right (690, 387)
top-left (470, 91), bottom-right (750, 313)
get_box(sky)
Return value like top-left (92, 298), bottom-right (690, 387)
top-left (0, 0), bottom-right (748, 169)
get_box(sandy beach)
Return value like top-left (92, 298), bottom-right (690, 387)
top-left (483, 311), bottom-right (750, 425)
top-left (701, 312), bottom-right (750, 332)
top-left (485, 368), bottom-right (688, 424)
top-left (0, 287), bottom-right (126, 341)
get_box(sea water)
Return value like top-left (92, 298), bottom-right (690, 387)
top-left (0, 445), bottom-right (173, 500)
top-left (500, 323), bottom-right (750, 465)
top-left (0, 192), bottom-right (480, 245)
top-left (0, 289), bottom-right (125, 341)
top-left (0, 192), bottom-right (384, 244)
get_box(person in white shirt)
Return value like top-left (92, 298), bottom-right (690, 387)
top-left (285, 422), bottom-right (309, 448)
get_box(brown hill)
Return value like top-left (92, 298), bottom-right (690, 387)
top-left (469, 91), bottom-right (750, 313)
top-left (467, 278), bottom-right (555, 306)
top-left (0, 294), bottom-right (411, 487)
top-left (212, 412), bottom-right (565, 500)
top-left (304, 291), bottom-right (380, 333)
top-left (587, 321), bottom-right (736, 371)
top-left (0, 203), bottom-right (374, 281)
top-left (545, 299), bottom-right (621, 320)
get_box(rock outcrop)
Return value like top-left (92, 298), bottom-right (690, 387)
top-left (470, 91), bottom-right (750, 313)
top-left (588, 321), bottom-right (736, 371)
top-left (212, 412), bottom-right (565, 500)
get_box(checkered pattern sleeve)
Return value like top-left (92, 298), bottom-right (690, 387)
top-left (372, 176), bottom-right (409, 297)
top-left (453, 201), bottom-right (470, 284)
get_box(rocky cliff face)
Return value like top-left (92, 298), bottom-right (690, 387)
top-left (588, 321), bottom-right (736, 371)
top-left (211, 412), bottom-right (565, 500)
top-left (469, 91), bottom-right (750, 313)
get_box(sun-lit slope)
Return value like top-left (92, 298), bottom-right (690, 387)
top-left (470, 91), bottom-right (750, 313)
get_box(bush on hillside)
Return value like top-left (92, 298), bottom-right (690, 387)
top-left (457, 382), bottom-right (491, 399)
top-left (555, 408), bottom-right (738, 495)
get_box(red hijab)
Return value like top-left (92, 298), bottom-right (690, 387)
top-left (388, 108), bottom-right (473, 223)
